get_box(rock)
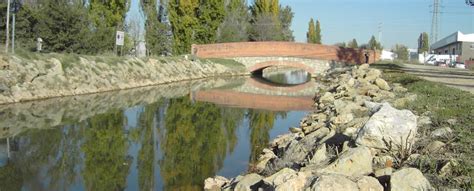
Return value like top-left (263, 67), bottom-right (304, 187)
top-left (392, 83), bottom-right (408, 93)
top-left (274, 172), bottom-right (308, 191)
top-left (204, 176), bottom-right (229, 191)
top-left (317, 146), bottom-right (373, 177)
top-left (270, 133), bottom-right (299, 150)
top-left (255, 148), bottom-right (277, 172)
top-left (375, 78), bottom-right (390, 90)
top-left (374, 167), bottom-right (393, 178)
top-left (357, 176), bottom-right (383, 191)
top-left (359, 64), bottom-right (370, 70)
top-left (356, 102), bottom-right (417, 151)
top-left (430, 127), bottom-right (453, 138)
top-left (302, 121), bottom-right (326, 135)
top-left (307, 174), bottom-right (358, 191)
top-left (393, 94), bottom-right (417, 108)
top-left (234, 173), bottom-right (263, 191)
top-left (334, 113), bottom-right (354, 124)
top-left (365, 69), bottom-right (382, 82)
top-left (446, 118), bottom-right (457, 125)
top-left (424, 140), bottom-right (446, 153)
top-left (290, 127), bottom-right (303, 133)
top-left (263, 168), bottom-right (297, 186)
top-left (373, 155), bottom-right (394, 169)
top-left (309, 144), bottom-right (327, 165)
top-left (391, 168), bottom-right (433, 191)
top-left (439, 160), bottom-right (459, 177)
top-left (281, 128), bottom-right (331, 165)
top-left (418, 116), bottom-right (432, 127)
top-left (319, 92), bottom-right (335, 104)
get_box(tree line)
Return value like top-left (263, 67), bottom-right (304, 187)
top-left (0, 0), bottom-right (295, 56)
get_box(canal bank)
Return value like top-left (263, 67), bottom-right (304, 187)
top-left (205, 64), bottom-right (441, 190)
top-left (0, 53), bottom-right (249, 105)
top-left (0, 71), bottom-right (319, 190)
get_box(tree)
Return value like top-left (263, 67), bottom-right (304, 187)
top-left (393, 44), bottom-right (409, 61)
top-left (306, 18), bottom-right (316, 43)
top-left (315, 19), bottom-right (321, 44)
top-left (418, 32), bottom-right (429, 53)
top-left (279, 5), bottom-right (294, 41)
top-left (168, 0), bottom-right (200, 54)
top-left (195, 0), bottom-right (226, 44)
top-left (368, 35), bottom-right (382, 50)
top-left (35, 0), bottom-right (91, 53)
top-left (249, 0), bottom-right (294, 41)
top-left (142, 0), bottom-right (172, 56)
top-left (216, 0), bottom-right (250, 42)
top-left (89, 0), bottom-right (128, 28)
top-left (348, 38), bottom-right (358, 49)
top-left (334, 42), bottom-right (346, 48)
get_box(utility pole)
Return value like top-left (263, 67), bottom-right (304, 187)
top-left (5, 0), bottom-right (11, 53)
top-left (430, 0), bottom-right (441, 47)
top-left (12, 13), bottom-right (15, 54)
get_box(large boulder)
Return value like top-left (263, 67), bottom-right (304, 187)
top-left (234, 173), bottom-right (263, 191)
top-left (356, 176), bottom-right (384, 191)
top-left (204, 176), bottom-right (229, 191)
top-left (356, 102), bottom-right (417, 151)
top-left (317, 146), bottom-right (373, 177)
top-left (307, 174), bottom-right (359, 191)
top-left (390, 168), bottom-right (433, 191)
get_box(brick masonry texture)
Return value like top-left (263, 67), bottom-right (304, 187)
top-left (192, 41), bottom-right (381, 64)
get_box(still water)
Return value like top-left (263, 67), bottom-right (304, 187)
top-left (0, 69), bottom-right (317, 190)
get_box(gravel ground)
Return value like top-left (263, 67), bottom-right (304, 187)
top-left (398, 64), bottom-right (474, 94)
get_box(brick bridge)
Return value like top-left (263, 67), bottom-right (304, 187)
top-left (192, 41), bottom-right (380, 75)
top-left (191, 77), bottom-right (321, 111)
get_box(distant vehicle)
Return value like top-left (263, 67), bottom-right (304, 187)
top-left (455, 63), bottom-right (466, 69)
top-left (425, 54), bottom-right (457, 65)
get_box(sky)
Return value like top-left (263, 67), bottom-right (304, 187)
top-left (126, 0), bottom-right (474, 49)
top-left (279, 0), bottom-right (474, 49)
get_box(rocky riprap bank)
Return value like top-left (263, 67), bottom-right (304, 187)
top-left (0, 54), bottom-right (246, 104)
top-left (205, 64), bottom-right (433, 191)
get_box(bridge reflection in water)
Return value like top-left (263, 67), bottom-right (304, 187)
top-left (192, 73), bottom-right (319, 111)
top-left (0, 70), bottom-right (320, 190)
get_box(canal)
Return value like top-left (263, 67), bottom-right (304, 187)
top-left (0, 68), bottom-right (319, 190)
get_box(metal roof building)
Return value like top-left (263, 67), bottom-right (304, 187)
top-left (431, 31), bottom-right (474, 62)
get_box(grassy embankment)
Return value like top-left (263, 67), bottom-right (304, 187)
top-left (374, 63), bottom-right (473, 190)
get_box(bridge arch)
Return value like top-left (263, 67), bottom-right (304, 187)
top-left (248, 61), bottom-right (315, 75)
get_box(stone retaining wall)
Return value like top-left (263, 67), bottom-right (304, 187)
top-left (0, 54), bottom-right (247, 105)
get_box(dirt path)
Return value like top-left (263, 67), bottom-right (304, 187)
top-left (398, 64), bottom-right (474, 94)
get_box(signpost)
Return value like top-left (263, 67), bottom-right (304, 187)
top-left (116, 31), bottom-right (125, 56)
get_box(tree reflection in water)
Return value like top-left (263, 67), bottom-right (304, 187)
top-left (0, 95), bottom-right (297, 190)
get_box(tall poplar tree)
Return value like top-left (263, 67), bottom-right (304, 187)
top-left (306, 18), bottom-right (316, 43)
top-left (142, 0), bottom-right (172, 56)
top-left (315, 19), bottom-right (322, 44)
top-left (418, 32), bottom-right (429, 53)
top-left (348, 38), bottom-right (358, 48)
top-left (195, 0), bottom-right (226, 44)
top-left (168, 0), bottom-right (200, 54)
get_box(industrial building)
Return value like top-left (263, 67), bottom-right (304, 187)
top-left (431, 31), bottom-right (474, 63)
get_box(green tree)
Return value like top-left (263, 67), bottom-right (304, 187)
top-left (315, 19), bottom-right (322, 44)
top-left (34, 0), bottom-right (91, 53)
top-left (348, 38), bottom-right (358, 49)
top-left (393, 44), bottom-right (409, 61)
top-left (195, 0), bottom-right (226, 44)
top-left (216, 0), bottom-right (250, 42)
top-left (278, 5), bottom-right (294, 41)
top-left (368, 35), bottom-right (382, 50)
top-left (89, 0), bottom-right (128, 28)
top-left (168, 0), bottom-right (199, 54)
top-left (253, 0), bottom-right (279, 17)
top-left (160, 97), bottom-right (238, 189)
top-left (306, 18), bottom-right (316, 43)
top-left (418, 32), bottom-right (429, 53)
top-left (247, 110), bottom-right (275, 164)
top-left (141, 0), bottom-right (172, 56)
top-left (334, 42), bottom-right (346, 48)
top-left (82, 110), bottom-right (129, 190)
